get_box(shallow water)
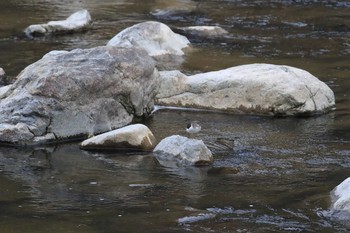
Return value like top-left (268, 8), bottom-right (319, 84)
top-left (0, 0), bottom-right (349, 232)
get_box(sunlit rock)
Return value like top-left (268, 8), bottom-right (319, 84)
top-left (0, 46), bottom-right (159, 145)
top-left (80, 124), bottom-right (156, 151)
top-left (153, 135), bottom-right (213, 167)
top-left (107, 21), bottom-right (190, 69)
top-left (24, 9), bottom-right (92, 38)
top-left (156, 64), bottom-right (335, 116)
top-left (177, 26), bottom-right (229, 39)
top-left (331, 177), bottom-right (350, 211)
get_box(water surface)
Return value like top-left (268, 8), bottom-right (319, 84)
top-left (0, 0), bottom-right (349, 232)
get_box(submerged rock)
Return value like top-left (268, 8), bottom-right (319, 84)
top-left (0, 46), bottom-right (159, 145)
top-left (24, 9), bottom-right (92, 37)
top-left (331, 177), bottom-right (350, 211)
top-left (153, 135), bottom-right (213, 167)
top-left (107, 21), bottom-right (190, 69)
top-left (177, 26), bottom-right (229, 39)
top-left (156, 64), bottom-right (335, 116)
top-left (150, 0), bottom-right (197, 19)
top-left (80, 124), bottom-right (156, 151)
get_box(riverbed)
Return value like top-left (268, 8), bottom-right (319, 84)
top-left (0, 1), bottom-right (349, 232)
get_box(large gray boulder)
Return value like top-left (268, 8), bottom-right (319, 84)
top-left (24, 9), bottom-right (92, 38)
top-left (0, 46), bottom-right (159, 145)
top-left (107, 21), bottom-right (190, 69)
top-left (153, 135), bottom-right (213, 167)
top-left (156, 64), bottom-right (335, 116)
top-left (80, 124), bottom-right (156, 151)
top-left (331, 177), bottom-right (350, 211)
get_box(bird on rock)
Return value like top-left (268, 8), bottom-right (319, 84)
top-left (186, 121), bottom-right (201, 134)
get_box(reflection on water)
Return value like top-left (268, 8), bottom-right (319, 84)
top-left (0, 0), bottom-right (349, 232)
top-left (0, 109), bottom-right (349, 232)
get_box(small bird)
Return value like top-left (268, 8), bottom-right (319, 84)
top-left (186, 121), bottom-right (201, 134)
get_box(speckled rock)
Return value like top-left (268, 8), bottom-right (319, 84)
top-left (80, 124), bottom-right (156, 151)
top-left (156, 64), bottom-right (335, 116)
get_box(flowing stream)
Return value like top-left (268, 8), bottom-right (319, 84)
top-left (0, 1), bottom-right (349, 232)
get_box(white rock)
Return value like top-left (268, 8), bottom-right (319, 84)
top-left (178, 26), bottom-right (229, 38)
top-left (80, 124), bottom-right (156, 151)
top-left (156, 63), bottom-right (335, 116)
top-left (107, 21), bottom-right (190, 57)
top-left (24, 9), bottom-right (92, 37)
top-left (331, 177), bottom-right (350, 211)
top-left (153, 135), bottom-right (213, 167)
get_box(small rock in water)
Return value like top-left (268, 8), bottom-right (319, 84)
top-left (107, 21), bottom-right (190, 57)
top-left (80, 124), bottom-right (157, 151)
top-left (24, 9), bottom-right (92, 37)
top-left (207, 167), bottom-right (240, 175)
top-left (153, 135), bottom-right (213, 167)
top-left (0, 68), bottom-right (6, 85)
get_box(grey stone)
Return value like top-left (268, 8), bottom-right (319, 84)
top-left (153, 135), bottom-right (213, 167)
top-left (107, 21), bottom-right (190, 70)
top-left (0, 46), bottom-right (159, 145)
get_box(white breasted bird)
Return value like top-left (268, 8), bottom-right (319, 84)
top-left (186, 121), bottom-right (201, 134)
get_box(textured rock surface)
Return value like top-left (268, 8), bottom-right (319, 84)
top-left (156, 64), bottom-right (335, 116)
top-left (153, 135), bottom-right (213, 167)
top-left (177, 26), bottom-right (229, 39)
top-left (0, 46), bottom-right (159, 145)
top-left (107, 21), bottom-right (190, 57)
top-left (24, 9), bottom-right (91, 37)
top-left (80, 124), bottom-right (156, 151)
top-left (331, 177), bottom-right (350, 211)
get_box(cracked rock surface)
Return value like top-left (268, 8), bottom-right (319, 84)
top-left (156, 63), bottom-right (335, 116)
top-left (0, 46), bottom-right (159, 145)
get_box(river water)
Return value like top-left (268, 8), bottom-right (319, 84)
top-left (0, 0), bottom-right (349, 232)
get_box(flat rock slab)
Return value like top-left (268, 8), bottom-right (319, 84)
top-left (24, 9), bottom-right (92, 37)
top-left (80, 124), bottom-right (156, 151)
top-left (0, 46), bottom-right (159, 146)
top-left (156, 63), bottom-right (335, 116)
